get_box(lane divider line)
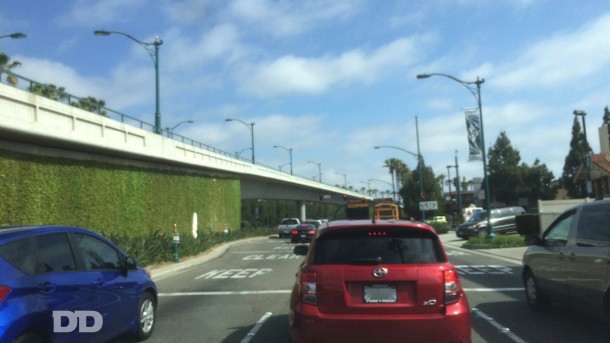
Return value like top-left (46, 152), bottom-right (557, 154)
top-left (472, 307), bottom-right (527, 343)
top-left (240, 312), bottom-right (273, 343)
top-left (159, 290), bottom-right (291, 296)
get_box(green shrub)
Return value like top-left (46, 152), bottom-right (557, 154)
top-left (428, 222), bottom-right (449, 234)
top-left (103, 226), bottom-right (277, 266)
top-left (467, 234), bottom-right (525, 248)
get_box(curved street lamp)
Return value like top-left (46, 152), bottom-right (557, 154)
top-left (225, 118), bottom-right (255, 164)
top-left (374, 145), bottom-right (425, 219)
top-left (417, 72), bottom-right (491, 235)
top-left (94, 30), bottom-right (163, 134)
top-left (336, 172), bottom-right (347, 188)
top-left (166, 120), bottom-right (193, 137)
top-left (368, 178), bottom-right (394, 200)
top-left (0, 32), bottom-right (26, 40)
top-left (273, 145), bottom-right (293, 175)
top-left (307, 160), bottom-right (322, 183)
top-left (573, 109), bottom-right (592, 196)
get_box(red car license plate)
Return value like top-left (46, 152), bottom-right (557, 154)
top-left (364, 284), bottom-right (397, 303)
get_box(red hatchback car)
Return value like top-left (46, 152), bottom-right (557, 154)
top-left (289, 219), bottom-right (471, 343)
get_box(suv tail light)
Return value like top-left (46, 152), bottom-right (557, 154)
top-left (292, 230), bottom-right (298, 236)
top-left (299, 270), bottom-right (317, 305)
top-left (0, 286), bottom-right (11, 304)
top-left (444, 269), bottom-right (462, 305)
top-left (307, 230), bottom-right (315, 235)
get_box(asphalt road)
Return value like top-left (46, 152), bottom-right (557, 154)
top-left (114, 234), bottom-right (610, 343)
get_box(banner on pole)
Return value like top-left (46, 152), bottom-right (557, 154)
top-left (464, 108), bottom-right (482, 161)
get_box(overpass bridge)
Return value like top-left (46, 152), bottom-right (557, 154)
top-left (0, 75), bottom-right (369, 220)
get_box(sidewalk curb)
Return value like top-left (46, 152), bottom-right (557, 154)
top-left (147, 236), bottom-right (269, 282)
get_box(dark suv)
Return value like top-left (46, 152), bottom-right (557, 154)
top-left (0, 225), bottom-right (157, 343)
top-left (456, 206), bottom-right (525, 239)
top-left (289, 219), bottom-right (471, 343)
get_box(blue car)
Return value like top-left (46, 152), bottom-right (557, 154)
top-left (0, 225), bottom-right (157, 343)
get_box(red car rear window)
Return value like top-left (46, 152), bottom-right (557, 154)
top-left (312, 227), bottom-right (445, 265)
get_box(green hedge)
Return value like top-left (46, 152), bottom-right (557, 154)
top-left (0, 149), bottom-right (244, 264)
top-left (427, 222), bottom-right (450, 234)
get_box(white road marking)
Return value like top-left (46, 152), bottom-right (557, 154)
top-left (240, 312), bottom-right (273, 343)
top-left (195, 268), bottom-right (273, 279)
top-left (464, 288), bottom-right (523, 292)
top-left (158, 288), bottom-right (522, 297)
top-left (158, 290), bottom-right (291, 296)
top-left (472, 307), bottom-right (527, 343)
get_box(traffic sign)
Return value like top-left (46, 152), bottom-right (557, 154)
top-left (419, 201), bottom-right (438, 211)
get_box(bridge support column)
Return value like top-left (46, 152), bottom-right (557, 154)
top-left (298, 201), bottom-right (306, 221)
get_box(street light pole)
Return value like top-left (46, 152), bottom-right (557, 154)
top-left (446, 165), bottom-right (452, 196)
top-left (454, 150), bottom-right (462, 220)
top-left (336, 172), bottom-right (347, 188)
top-left (225, 118), bottom-right (255, 164)
top-left (417, 72), bottom-right (491, 235)
top-left (368, 178), bottom-right (394, 200)
top-left (166, 120), bottom-right (193, 137)
top-left (94, 30), bottom-right (163, 134)
top-left (307, 161), bottom-right (322, 183)
top-left (273, 145), bottom-right (293, 175)
top-left (573, 109), bottom-right (592, 197)
top-left (374, 144), bottom-right (425, 220)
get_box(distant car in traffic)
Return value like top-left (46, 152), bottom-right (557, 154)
top-left (456, 206), bottom-right (525, 239)
top-left (277, 218), bottom-right (301, 238)
top-left (0, 225), bottom-right (157, 343)
top-left (290, 224), bottom-right (317, 243)
top-left (289, 219), bottom-right (471, 343)
top-left (426, 215), bottom-right (447, 224)
top-left (303, 219), bottom-right (322, 228)
top-left (522, 200), bottom-right (610, 320)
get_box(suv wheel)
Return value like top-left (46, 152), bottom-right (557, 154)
top-left (524, 271), bottom-right (550, 311)
top-left (477, 228), bottom-right (487, 238)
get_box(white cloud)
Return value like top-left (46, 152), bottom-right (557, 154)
top-left (166, 24), bottom-right (245, 69)
top-left (15, 56), bottom-right (105, 98)
top-left (236, 35), bottom-right (430, 96)
top-left (165, 0), bottom-right (220, 25)
top-left (56, 0), bottom-right (146, 27)
top-left (228, 0), bottom-right (363, 37)
top-left (492, 12), bottom-right (610, 91)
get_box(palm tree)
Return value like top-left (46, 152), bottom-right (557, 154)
top-left (383, 158), bottom-right (400, 200)
top-left (0, 52), bottom-right (22, 86)
top-left (31, 83), bottom-right (68, 102)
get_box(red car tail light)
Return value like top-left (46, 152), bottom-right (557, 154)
top-left (0, 286), bottom-right (11, 304)
top-left (307, 230), bottom-right (315, 235)
top-left (292, 230), bottom-right (298, 236)
top-left (444, 269), bottom-right (462, 305)
top-left (299, 270), bottom-right (317, 305)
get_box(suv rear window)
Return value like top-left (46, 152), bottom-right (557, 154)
top-left (312, 227), bottom-right (445, 265)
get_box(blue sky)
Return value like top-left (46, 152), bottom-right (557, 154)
top-left (3, 0), bottom-right (610, 195)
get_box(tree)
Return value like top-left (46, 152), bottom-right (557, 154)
top-left (383, 158), bottom-right (402, 200)
top-left (30, 83), bottom-right (68, 102)
top-left (562, 117), bottom-right (587, 198)
top-left (398, 157), bottom-right (442, 220)
top-left (488, 131), bottom-right (524, 205)
top-left (72, 96), bottom-right (108, 117)
top-left (522, 159), bottom-right (557, 201)
top-left (0, 52), bottom-right (22, 86)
